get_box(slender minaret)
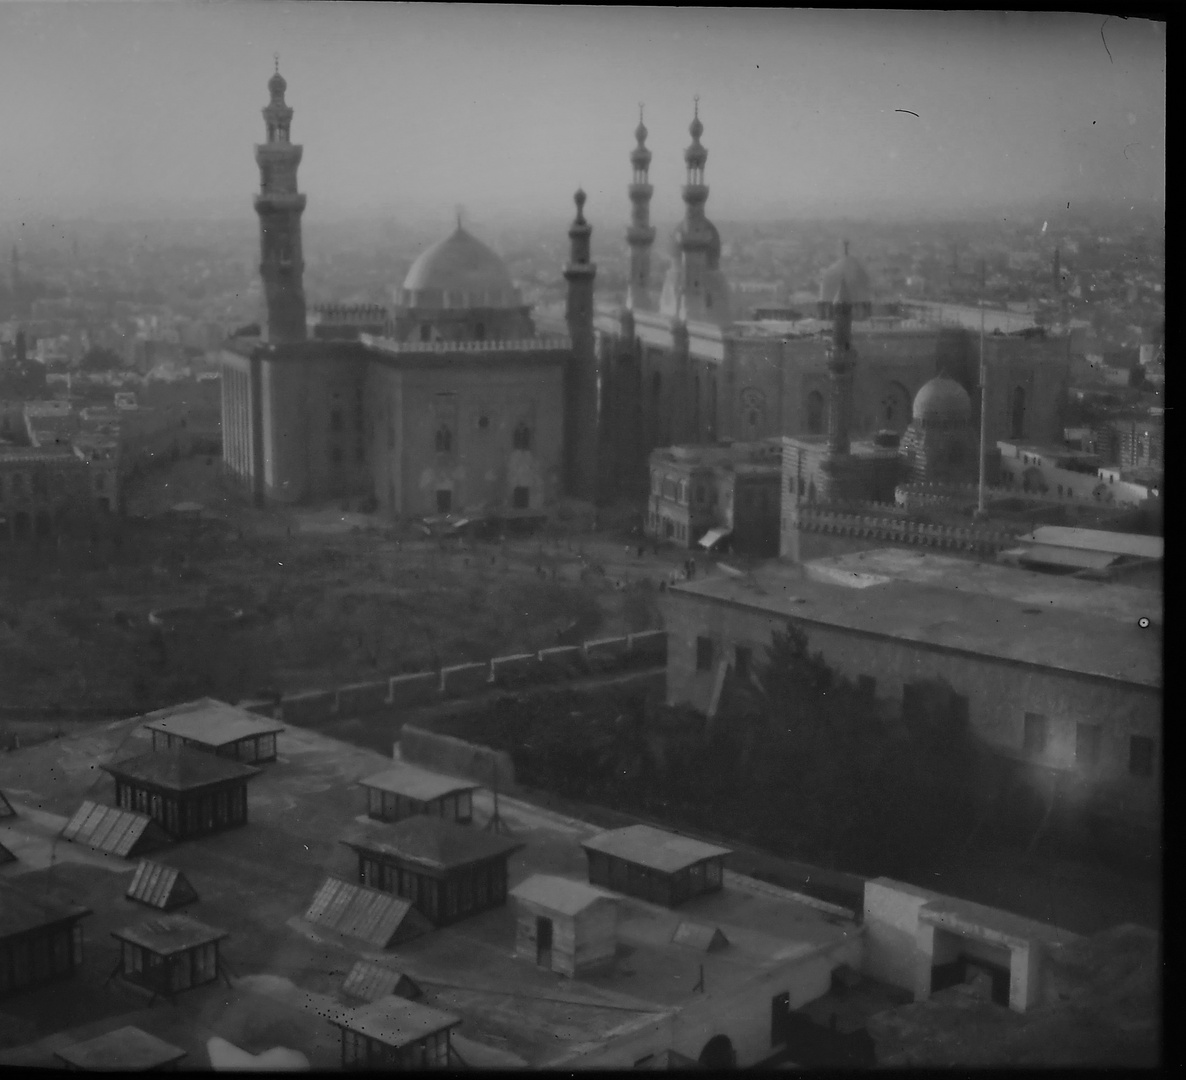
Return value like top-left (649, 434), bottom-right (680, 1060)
top-left (254, 58), bottom-right (307, 344)
top-left (564, 189), bottom-right (599, 500)
top-left (826, 276), bottom-right (856, 456)
top-left (626, 105), bottom-right (656, 311)
top-left (677, 98), bottom-right (711, 302)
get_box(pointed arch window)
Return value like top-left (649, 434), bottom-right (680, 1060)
top-left (512, 422), bottom-right (533, 451)
top-left (435, 424), bottom-right (453, 454)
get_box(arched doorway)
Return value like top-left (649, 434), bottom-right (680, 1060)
top-left (806, 390), bottom-right (825, 435)
top-left (880, 381), bottom-right (912, 433)
top-left (699, 1035), bottom-right (736, 1070)
top-left (1011, 386), bottom-right (1026, 440)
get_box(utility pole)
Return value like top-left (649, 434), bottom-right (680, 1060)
top-left (976, 298), bottom-right (988, 520)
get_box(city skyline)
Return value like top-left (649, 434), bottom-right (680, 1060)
top-left (0, 5), bottom-right (1166, 227)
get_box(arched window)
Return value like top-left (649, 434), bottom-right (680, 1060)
top-left (475, 322), bottom-right (485, 341)
top-left (1011, 386), bottom-right (1026, 440)
top-left (512, 422), bottom-right (532, 451)
top-left (435, 425), bottom-right (452, 453)
top-left (806, 390), bottom-right (825, 435)
top-left (420, 324), bottom-right (432, 343)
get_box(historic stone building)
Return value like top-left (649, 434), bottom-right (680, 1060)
top-left (220, 66), bottom-right (599, 517)
top-left (593, 108), bottom-right (1072, 499)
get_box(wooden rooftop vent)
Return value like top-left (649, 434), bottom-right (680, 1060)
top-left (125, 860), bottom-right (199, 912)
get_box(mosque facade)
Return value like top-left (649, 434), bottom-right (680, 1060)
top-left (220, 67), bottom-right (598, 518)
top-left (593, 107), bottom-right (1072, 500)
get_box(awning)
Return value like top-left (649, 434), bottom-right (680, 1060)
top-left (698, 528), bottom-right (731, 550)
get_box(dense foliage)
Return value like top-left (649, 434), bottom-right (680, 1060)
top-left (435, 622), bottom-right (980, 877)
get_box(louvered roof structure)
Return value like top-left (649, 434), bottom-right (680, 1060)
top-left (581, 824), bottom-right (732, 875)
top-left (360, 762), bottom-right (480, 803)
top-left (341, 815), bottom-right (522, 872)
top-left (126, 859), bottom-right (199, 911)
top-left (102, 746), bottom-right (261, 791)
top-left (142, 697), bottom-right (285, 748)
top-left (53, 1026), bottom-right (187, 1071)
top-left (112, 914), bottom-right (227, 957)
top-left (303, 876), bottom-right (429, 948)
top-left (341, 959), bottom-right (422, 1004)
top-left (60, 801), bottom-right (171, 858)
top-left (0, 878), bottom-right (92, 939)
top-left (328, 995), bottom-right (461, 1049)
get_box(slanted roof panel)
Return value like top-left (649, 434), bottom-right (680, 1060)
top-left (672, 921), bottom-right (730, 952)
top-left (581, 825), bottom-right (733, 874)
top-left (0, 841), bottom-right (16, 865)
top-left (304, 877), bottom-right (423, 948)
top-left (53, 1026), bottom-right (187, 1071)
top-left (126, 860), bottom-right (198, 911)
top-left (510, 874), bottom-right (617, 917)
top-left (342, 960), bottom-right (421, 1004)
top-left (0, 790), bottom-right (15, 818)
top-left (142, 697), bottom-right (285, 747)
top-left (60, 801), bottom-right (170, 858)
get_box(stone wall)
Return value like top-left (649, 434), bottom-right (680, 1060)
top-left (237, 629), bottom-right (668, 725)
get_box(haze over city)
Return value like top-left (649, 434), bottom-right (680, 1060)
top-left (0, 4), bottom-right (1166, 227)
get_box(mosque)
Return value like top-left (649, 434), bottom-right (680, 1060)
top-left (221, 66), bottom-right (1070, 520)
top-left (220, 65), bottom-right (598, 518)
top-left (593, 106), bottom-right (1072, 499)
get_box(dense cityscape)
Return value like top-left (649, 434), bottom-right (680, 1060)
top-left (0, 5), bottom-right (1163, 1072)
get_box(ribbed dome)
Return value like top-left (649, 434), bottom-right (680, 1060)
top-left (819, 242), bottom-right (872, 306)
top-left (400, 226), bottom-right (520, 309)
top-left (912, 376), bottom-right (972, 425)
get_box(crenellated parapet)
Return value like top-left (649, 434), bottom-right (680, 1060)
top-left (790, 503), bottom-right (1016, 555)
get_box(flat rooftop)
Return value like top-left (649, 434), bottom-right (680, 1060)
top-left (359, 761), bottom-right (479, 802)
top-left (53, 1025), bottom-right (186, 1071)
top-left (141, 698), bottom-right (285, 747)
top-left (1016, 527), bottom-right (1163, 561)
top-left (0, 714), bottom-right (855, 1069)
top-left (582, 824), bottom-right (732, 874)
top-left (670, 557), bottom-right (1160, 688)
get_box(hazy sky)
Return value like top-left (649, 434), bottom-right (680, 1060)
top-left (0, 4), bottom-right (1165, 227)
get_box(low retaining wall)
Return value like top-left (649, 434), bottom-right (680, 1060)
top-left (279, 689), bottom-right (336, 725)
top-left (398, 723), bottom-right (517, 791)
top-left (243, 629), bottom-right (669, 726)
top-left (440, 662), bottom-right (493, 698)
top-left (336, 680), bottom-right (390, 715)
top-left (388, 671), bottom-right (441, 708)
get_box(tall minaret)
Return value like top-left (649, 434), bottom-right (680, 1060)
top-left (626, 105), bottom-right (656, 312)
top-left (254, 58), bottom-right (307, 344)
top-left (564, 189), bottom-right (599, 500)
top-left (826, 275), bottom-right (856, 456)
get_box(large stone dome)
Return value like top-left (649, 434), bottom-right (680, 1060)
top-left (912, 375), bottom-right (972, 426)
top-left (398, 225), bottom-right (522, 310)
top-left (819, 243), bottom-right (872, 307)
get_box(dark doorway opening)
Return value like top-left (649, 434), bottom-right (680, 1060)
top-left (436, 489), bottom-right (452, 513)
top-left (535, 915), bottom-right (553, 968)
top-left (770, 992), bottom-right (790, 1046)
top-left (931, 952), bottom-right (1011, 1007)
top-left (699, 1035), bottom-right (735, 1070)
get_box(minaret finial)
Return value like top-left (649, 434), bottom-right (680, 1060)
top-left (274, 53), bottom-right (280, 75)
top-left (694, 94), bottom-right (699, 118)
top-left (639, 102), bottom-right (645, 124)
top-left (455, 204), bottom-right (463, 230)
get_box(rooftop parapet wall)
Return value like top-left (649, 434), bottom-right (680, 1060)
top-left (359, 333), bottom-right (571, 356)
top-left (787, 505), bottom-right (1015, 556)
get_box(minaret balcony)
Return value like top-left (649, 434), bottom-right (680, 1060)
top-left (627, 225), bottom-right (656, 245)
top-left (254, 193), bottom-right (307, 212)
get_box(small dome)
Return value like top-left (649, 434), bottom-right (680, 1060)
top-left (268, 70), bottom-right (287, 99)
top-left (400, 226), bottom-right (520, 309)
top-left (819, 241), bottom-right (872, 306)
top-left (912, 376), bottom-right (972, 425)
